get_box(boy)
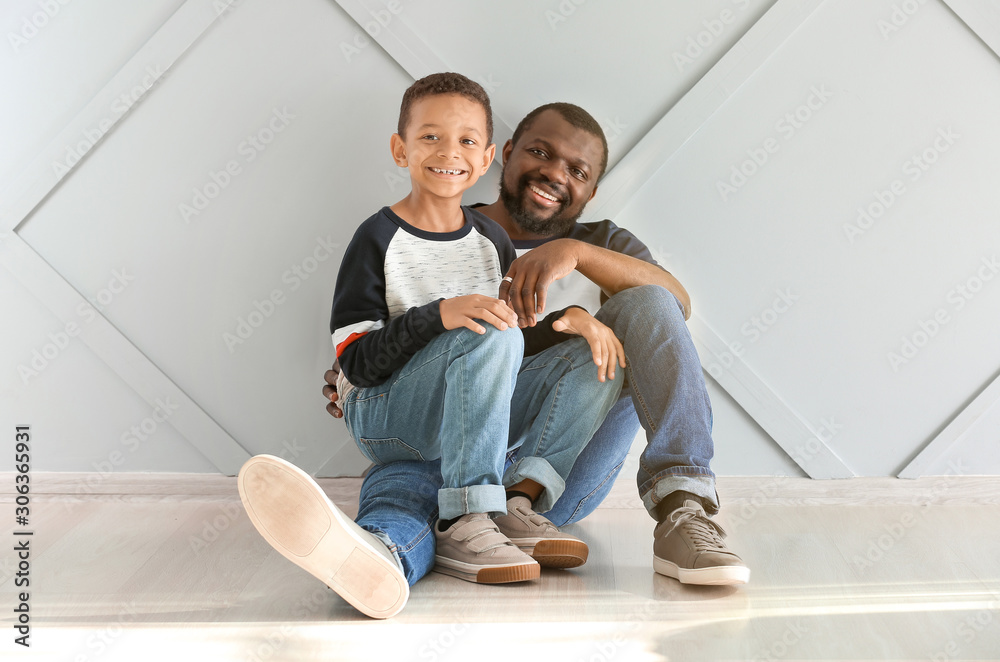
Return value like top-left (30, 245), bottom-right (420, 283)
top-left (238, 74), bottom-right (623, 618)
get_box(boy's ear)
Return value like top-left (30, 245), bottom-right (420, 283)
top-left (481, 143), bottom-right (496, 174)
top-left (389, 133), bottom-right (407, 167)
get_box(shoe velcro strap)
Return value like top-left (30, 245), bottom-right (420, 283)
top-left (452, 517), bottom-right (500, 541)
top-left (451, 519), bottom-right (511, 552)
top-left (466, 531), bottom-right (512, 553)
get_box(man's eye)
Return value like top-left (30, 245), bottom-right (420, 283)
top-left (571, 168), bottom-right (586, 179)
top-left (529, 148), bottom-right (546, 157)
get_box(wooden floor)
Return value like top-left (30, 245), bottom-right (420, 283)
top-left (3, 474), bottom-right (1000, 661)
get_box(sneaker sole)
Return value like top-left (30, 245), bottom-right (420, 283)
top-left (653, 556), bottom-right (750, 585)
top-left (513, 538), bottom-right (589, 569)
top-left (238, 455), bottom-right (408, 619)
top-left (433, 556), bottom-right (540, 584)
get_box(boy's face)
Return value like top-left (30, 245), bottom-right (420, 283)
top-left (391, 94), bottom-right (495, 201)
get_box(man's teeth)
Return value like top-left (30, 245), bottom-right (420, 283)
top-left (529, 185), bottom-right (558, 202)
top-left (431, 167), bottom-right (463, 175)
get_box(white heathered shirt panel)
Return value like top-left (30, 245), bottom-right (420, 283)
top-left (515, 247), bottom-right (602, 316)
top-left (385, 227), bottom-right (504, 319)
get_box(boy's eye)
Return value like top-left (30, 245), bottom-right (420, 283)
top-left (421, 134), bottom-right (438, 141)
top-left (461, 138), bottom-right (476, 145)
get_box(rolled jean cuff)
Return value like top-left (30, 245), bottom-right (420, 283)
top-left (437, 484), bottom-right (508, 520)
top-left (503, 456), bottom-right (566, 514)
top-left (641, 473), bottom-right (719, 519)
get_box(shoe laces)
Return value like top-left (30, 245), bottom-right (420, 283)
top-left (666, 503), bottom-right (728, 552)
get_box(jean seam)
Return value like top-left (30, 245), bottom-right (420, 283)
top-left (532, 357), bottom-right (573, 460)
top-left (566, 457), bottom-right (626, 523)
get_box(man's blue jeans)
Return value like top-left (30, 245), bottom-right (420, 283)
top-left (344, 325), bottom-right (621, 520)
top-left (356, 285), bottom-right (716, 585)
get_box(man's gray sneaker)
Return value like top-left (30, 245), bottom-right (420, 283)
top-left (493, 496), bottom-right (589, 568)
top-left (433, 513), bottom-right (539, 583)
top-left (653, 500), bottom-right (750, 585)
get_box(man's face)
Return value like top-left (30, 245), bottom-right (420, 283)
top-left (391, 94), bottom-right (494, 201)
top-left (499, 110), bottom-right (603, 236)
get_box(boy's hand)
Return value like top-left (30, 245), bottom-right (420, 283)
top-left (440, 295), bottom-right (518, 334)
top-left (551, 308), bottom-right (626, 383)
top-left (323, 363), bottom-right (343, 419)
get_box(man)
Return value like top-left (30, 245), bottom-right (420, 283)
top-left (247, 101), bottom-right (747, 619)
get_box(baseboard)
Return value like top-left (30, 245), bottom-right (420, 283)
top-left (2, 472), bottom-right (999, 506)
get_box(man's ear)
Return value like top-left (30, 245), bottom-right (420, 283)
top-left (500, 139), bottom-right (514, 165)
top-left (481, 143), bottom-right (497, 174)
top-left (389, 133), bottom-right (407, 167)
top-left (588, 184), bottom-right (599, 202)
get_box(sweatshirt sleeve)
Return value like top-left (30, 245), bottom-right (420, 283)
top-left (331, 217), bottom-right (447, 388)
top-left (521, 305), bottom-right (587, 357)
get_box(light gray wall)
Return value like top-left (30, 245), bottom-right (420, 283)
top-left (2, 0), bottom-right (998, 479)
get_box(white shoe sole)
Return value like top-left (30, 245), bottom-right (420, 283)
top-left (238, 454), bottom-right (408, 618)
top-left (653, 556), bottom-right (750, 585)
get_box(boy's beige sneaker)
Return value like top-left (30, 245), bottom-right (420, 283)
top-left (433, 513), bottom-right (540, 583)
top-left (653, 499), bottom-right (750, 585)
top-left (493, 495), bottom-right (589, 568)
top-left (238, 454), bottom-right (408, 619)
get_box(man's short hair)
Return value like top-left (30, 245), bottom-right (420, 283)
top-left (397, 72), bottom-right (494, 143)
top-left (510, 102), bottom-right (609, 179)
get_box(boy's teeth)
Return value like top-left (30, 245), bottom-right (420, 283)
top-left (431, 167), bottom-right (462, 175)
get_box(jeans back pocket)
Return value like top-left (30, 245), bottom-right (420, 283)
top-left (357, 437), bottom-right (425, 465)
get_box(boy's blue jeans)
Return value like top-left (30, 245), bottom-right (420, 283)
top-left (343, 325), bottom-right (622, 520)
top-left (356, 285), bottom-right (718, 586)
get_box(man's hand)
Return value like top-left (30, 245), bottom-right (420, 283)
top-left (551, 307), bottom-right (626, 383)
top-left (323, 364), bottom-right (343, 419)
top-left (440, 295), bottom-right (518, 334)
top-left (499, 239), bottom-right (580, 327)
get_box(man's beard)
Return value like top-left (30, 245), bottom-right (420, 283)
top-left (499, 175), bottom-right (583, 237)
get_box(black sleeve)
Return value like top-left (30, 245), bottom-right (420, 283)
top-left (522, 305), bottom-right (587, 357)
top-left (338, 301), bottom-right (447, 387)
top-left (331, 214), bottom-right (448, 388)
